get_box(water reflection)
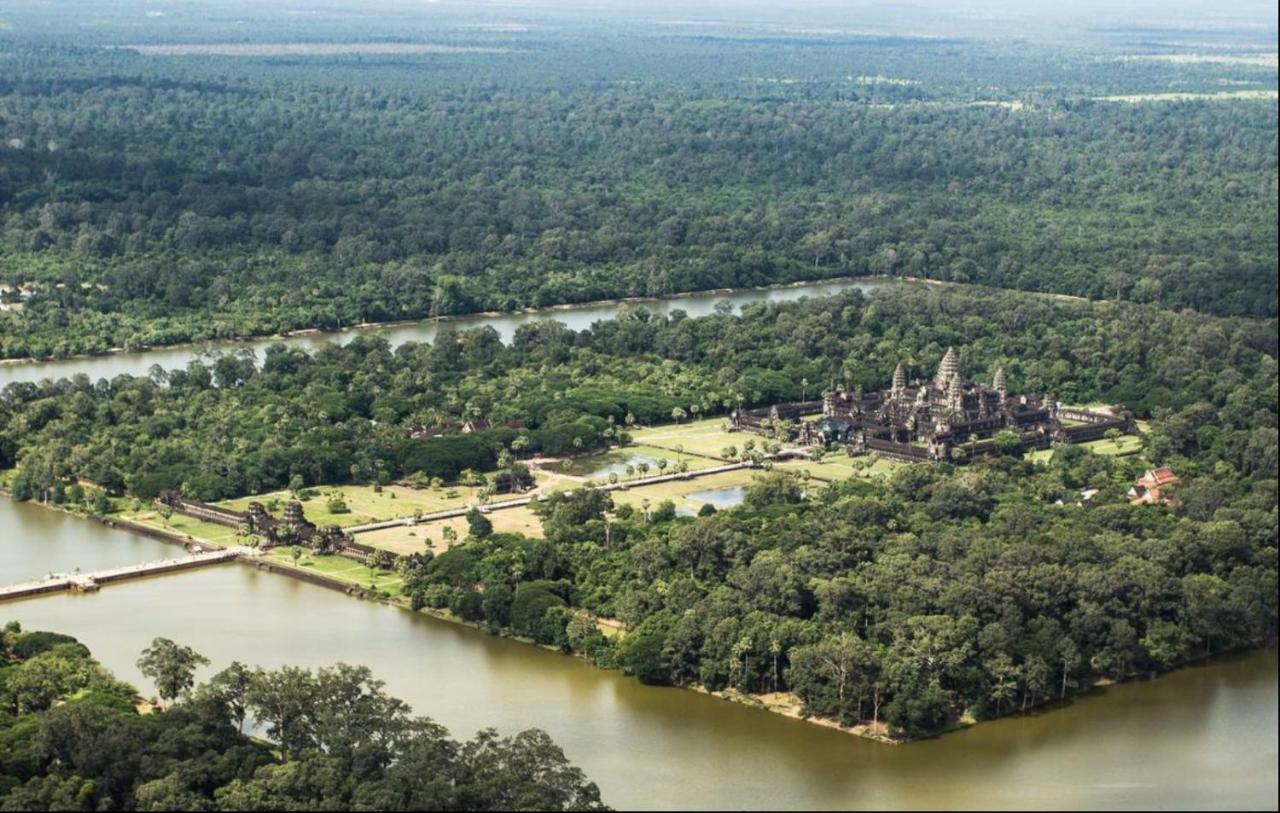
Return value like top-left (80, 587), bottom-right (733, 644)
top-left (0, 280), bottom-right (884, 388)
top-left (0, 499), bottom-right (175, 582)
top-left (5, 562), bottom-right (1276, 811)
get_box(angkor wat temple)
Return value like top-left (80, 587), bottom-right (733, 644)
top-left (732, 347), bottom-right (1134, 463)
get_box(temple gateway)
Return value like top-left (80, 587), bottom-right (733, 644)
top-left (732, 347), bottom-right (1134, 463)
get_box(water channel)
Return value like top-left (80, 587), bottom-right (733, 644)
top-left (0, 279), bottom-right (884, 389)
top-left (1, 279), bottom-right (1277, 810)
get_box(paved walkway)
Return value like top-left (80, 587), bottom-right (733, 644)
top-left (0, 547), bottom-right (253, 602)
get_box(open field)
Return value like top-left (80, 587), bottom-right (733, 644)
top-left (630, 417), bottom-right (762, 459)
top-left (1118, 53), bottom-right (1278, 68)
top-left (218, 482), bottom-right (491, 527)
top-left (124, 43), bottom-right (509, 56)
top-left (1027, 434), bottom-right (1145, 464)
top-left (357, 505), bottom-right (545, 555)
top-left (122, 511), bottom-right (239, 547)
top-left (264, 549), bottom-right (404, 597)
top-left (1094, 90), bottom-right (1277, 103)
top-left (1080, 435), bottom-right (1144, 456)
top-left (775, 456), bottom-right (901, 481)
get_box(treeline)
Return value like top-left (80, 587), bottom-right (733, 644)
top-left (0, 35), bottom-right (1276, 359)
top-left (1, 285), bottom-right (1275, 503)
top-left (0, 624), bottom-right (607, 811)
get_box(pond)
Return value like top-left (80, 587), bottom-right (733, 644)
top-left (684, 485), bottom-right (749, 509)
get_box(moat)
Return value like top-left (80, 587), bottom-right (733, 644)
top-left (1, 500), bottom-right (1276, 811)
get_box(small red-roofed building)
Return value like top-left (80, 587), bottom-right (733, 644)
top-left (1128, 467), bottom-right (1180, 506)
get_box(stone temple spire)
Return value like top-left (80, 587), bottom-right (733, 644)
top-left (993, 367), bottom-right (1007, 400)
top-left (948, 374), bottom-right (964, 413)
top-left (891, 362), bottom-right (907, 397)
top-left (936, 346), bottom-right (959, 390)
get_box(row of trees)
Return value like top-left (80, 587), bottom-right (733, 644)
top-left (0, 624), bottom-right (607, 811)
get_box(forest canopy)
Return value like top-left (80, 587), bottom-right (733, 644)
top-left (0, 17), bottom-right (1276, 359)
top-left (0, 624), bottom-right (608, 811)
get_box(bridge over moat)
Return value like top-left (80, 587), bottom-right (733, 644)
top-left (0, 547), bottom-right (253, 602)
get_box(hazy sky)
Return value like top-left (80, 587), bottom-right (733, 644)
top-left (2, 0), bottom-right (1275, 41)
top-left (454, 0), bottom-right (1278, 28)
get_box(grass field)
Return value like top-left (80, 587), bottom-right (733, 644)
top-left (264, 549), bottom-right (404, 597)
top-left (629, 418), bottom-right (758, 459)
top-left (357, 505), bottom-right (545, 554)
top-left (122, 511), bottom-right (239, 547)
top-left (1027, 434), bottom-right (1145, 463)
top-left (218, 482), bottom-right (492, 527)
top-left (1081, 435), bottom-right (1144, 456)
top-left (774, 456), bottom-right (901, 482)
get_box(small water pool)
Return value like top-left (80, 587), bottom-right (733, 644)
top-left (684, 485), bottom-right (748, 509)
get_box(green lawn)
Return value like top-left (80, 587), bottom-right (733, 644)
top-left (1027, 434), bottom-right (1144, 463)
top-left (218, 482), bottom-right (499, 527)
top-left (265, 549), bottom-right (404, 597)
top-left (1083, 435), bottom-right (1144, 456)
top-left (625, 444), bottom-right (721, 471)
top-left (122, 512), bottom-right (240, 547)
top-left (1026, 448), bottom-right (1055, 464)
top-left (629, 417), bottom-right (760, 459)
top-left (775, 456), bottom-right (900, 481)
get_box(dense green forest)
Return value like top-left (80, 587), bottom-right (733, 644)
top-left (0, 6), bottom-right (1276, 359)
top-left (1, 285), bottom-right (1275, 738)
top-left (0, 624), bottom-right (607, 811)
top-left (1, 286), bottom-right (1274, 502)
